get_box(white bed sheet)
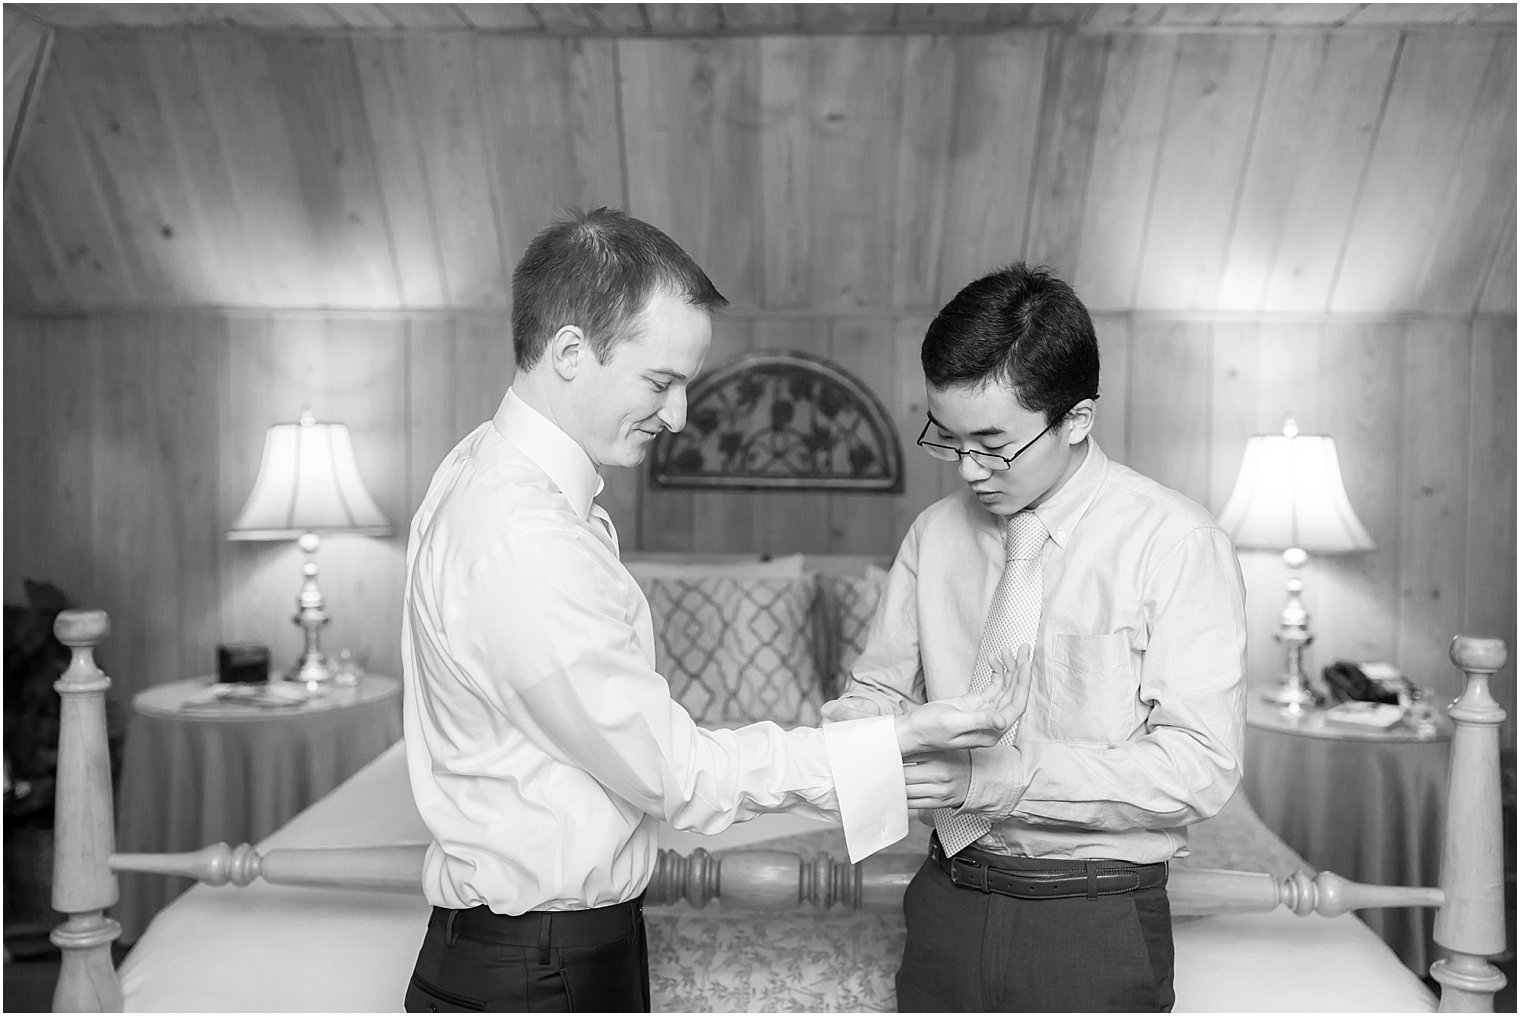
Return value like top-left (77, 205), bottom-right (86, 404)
top-left (118, 741), bottom-right (1434, 1013)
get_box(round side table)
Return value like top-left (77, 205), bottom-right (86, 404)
top-left (113, 674), bottom-right (402, 942)
top-left (1243, 696), bottom-right (1454, 976)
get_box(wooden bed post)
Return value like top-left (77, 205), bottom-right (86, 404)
top-left (1430, 635), bottom-right (1509, 1013)
top-left (49, 609), bottom-right (122, 1013)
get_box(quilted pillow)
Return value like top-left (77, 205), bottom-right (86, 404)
top-left (638, 575), bottom-right (822, 727)
top-left (815, 567), bottom-right (889, 699)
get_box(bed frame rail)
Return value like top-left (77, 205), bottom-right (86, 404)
top-left (50, 611), bottom-right (1509, 1012)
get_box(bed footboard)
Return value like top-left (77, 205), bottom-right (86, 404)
top-left (50, 612), bottom-right (1510, 1012)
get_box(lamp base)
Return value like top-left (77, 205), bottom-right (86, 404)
top-left (1262, 677), bottom-right (1319, 713)
top-left (285, 653), bottom-right (334, 689)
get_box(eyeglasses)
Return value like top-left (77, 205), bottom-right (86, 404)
top-left (916, 399), bottom-right (1092, 472)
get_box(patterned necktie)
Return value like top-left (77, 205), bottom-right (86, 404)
top-left (933, 510), bottom-right (1047, 857)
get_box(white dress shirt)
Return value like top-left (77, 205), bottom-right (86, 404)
top-left (402, 390), bottom-right (905, 914)
top-left (838, 440), bottom-right (1247, 862)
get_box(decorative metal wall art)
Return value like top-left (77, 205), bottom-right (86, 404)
top-left (650, 350), bottom-right (903, 492)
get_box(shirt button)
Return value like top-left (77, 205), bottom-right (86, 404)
top-left (1057, 528), bottom-right (1066, 541)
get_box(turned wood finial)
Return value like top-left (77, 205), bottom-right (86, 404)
top-left (1450, 635), bottom-right (1508, 676)
top-left (54, 608), bottom-right (110, 647)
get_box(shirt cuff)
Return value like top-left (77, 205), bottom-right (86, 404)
top-left (822, 714), bottom-right (908, 862)
top-left (961, 745), bottom-right (1027, 820)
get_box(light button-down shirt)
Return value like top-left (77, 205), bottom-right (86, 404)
top-left (402, 390), bottom-right (905, 914)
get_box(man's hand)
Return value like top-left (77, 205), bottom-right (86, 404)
top-left (903, 750), bottom-right (972, 809)
top-left (892, 645), bottom-right (1033, 756)
top-left (821, 695), bottom-right (890, 723)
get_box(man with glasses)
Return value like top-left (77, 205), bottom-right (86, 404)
top-left (824, 262), bottom-right (1247, 1011)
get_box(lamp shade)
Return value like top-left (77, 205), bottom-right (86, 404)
top-left (228, 410), bottom-right (391, 540)
top-left (1217, 418), bottom-right (1374, 555)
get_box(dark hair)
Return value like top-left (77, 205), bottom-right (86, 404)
top-left (511, 207), bottom-right (728, 370)
top-left (921, 262), bottom-right (1099, 424)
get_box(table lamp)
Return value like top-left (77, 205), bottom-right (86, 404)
top-left (1217, 415), bottom-right (1375, 712)
top-left (227, 409), bottom-right (391, 688)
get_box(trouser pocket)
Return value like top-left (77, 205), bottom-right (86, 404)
top-left (404, 972), bottom-right (486, 1013)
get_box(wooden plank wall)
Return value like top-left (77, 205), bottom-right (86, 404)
top-left (2, 26), bottom-right (1514, 737)
top-left (4, 311), bottom-right (1514, 738)
top-left (4, 29), bottom-right (1515, 317)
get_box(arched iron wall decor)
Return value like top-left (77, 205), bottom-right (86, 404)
top-left (650, 350), bottom-right (903, 493)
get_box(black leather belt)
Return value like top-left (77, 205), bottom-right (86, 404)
top-left (930, 834), bottom-right (1167, 901)
top-left (431, 895), bottom-right (644, 955)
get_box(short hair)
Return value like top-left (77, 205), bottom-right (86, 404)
top-left (921, 262), bottom-right (1100, 424)
top-left (511, 207), bottom-right (728, 370)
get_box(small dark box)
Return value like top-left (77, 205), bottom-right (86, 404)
top-left (217, 643), bottom-right (270, 684)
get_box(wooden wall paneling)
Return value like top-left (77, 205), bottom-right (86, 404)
top-left (618, 37), bottom-right (762, 306)
top-left (1416, 31), bottom-right (1517, 315)
top-left (475, 37), bottom-right (624, 280)
top-left (564, 38), bottom-right (628, 207)
top-left (404, 316), bottom-right (459, 514)
top-left (757, 35), bottom-right (810, 309)
top-left (261, 36), bottom-right (400, 307)
top-left (826, 317), bottom-right (898, 556)
top-left (452, 5), bottom-right (542, 31)
top-left (11, 48), bottom-right (143, 304)
top-left (888, 34), bottom-right (956, 311)
top-left (1397, 320), bottom-right (1472, 699)
top-left (1312, 321), bottom-right (1405, 672)
top-left (302, 317), bottom-right (408, 680)
top-left (935, 32), bottom-right (1049, 304)
top-left (900, 4), bottom-right (993, 28)
top-left (1133, 32), bottom-right (1271, 311)
top-left (1070, 32), bottom-right (1177, 312)
top-left (799, 35), bottom-right (905, 311)
top-left (374, 3), bottom-right (474, 30)
top-left (350, 36), bottom-right (448, 308)
top-left (136, 31), bottom-right (268, 307)
top-left (797, 5), bottom-right (898, 32)
top-left (1226, 31), bottom-right (1399, 313)
top-left (719, 4), bottom-right (800, 32)
top-left (394, 34), bottom-right (507, 308)
top-left (186, 31), bottom-right (327, 306)
top-left (1478, 208), bottom-right (1516, 315)
top-left (2, 179), bottom-right (61, 306)
top-left (1089, 313), bottom-right (1130, 465)
top-left (641, 4), bottom-right (721, 33)
top-left (324, 4), bottom-right (407, 30)
top-left (450, 314), bottom-right (516, 439)
top-left (530, 4), bottom-right (602, 32)
top-left (211, 4), bottom-right (348, 29)
top-left (748, 316), bottom-right (835, 554)
top-left (88, 315), bottom-right (223, 701)
top-left (1331, 31), bottom-right (1497, 313)
top-left (51, 32), bottom-right (229, 304)
top-left (1464, 316), bottom-right (1517, 743)
top-left (3, 322), bottom-right (51, 600)
top-left (682, 315), bottom-right (758, 554)
top-left (890, 313), bottom-right (939, 541)
top-left (4, 7), bottom-right (52, 195)
top-left (1022, 30), bottom-right (1107, 277)
top-left (1125, 318), bottom-right (1212, 505)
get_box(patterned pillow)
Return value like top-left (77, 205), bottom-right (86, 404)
top-left (638, 575), bottom-right (822, 727)
top-left (815, 568), bottom-right (889, 700)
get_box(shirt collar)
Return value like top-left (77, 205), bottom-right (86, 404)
top-left (1026, 439), bottom-right (1108, 549)
top-left (492, 388), bottom-right (604, 520)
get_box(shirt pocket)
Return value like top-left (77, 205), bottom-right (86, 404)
top-left (1047, 631), bottom-right (1137, 744)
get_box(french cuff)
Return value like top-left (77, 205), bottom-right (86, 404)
top-left (960, 745), bottom-right (1027, 820)
top-left (822, 714), bottom-right (908, 862)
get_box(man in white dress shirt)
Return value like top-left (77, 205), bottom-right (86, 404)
top-left (826, 262), bottom-right (1248, 1011)
top-left (400, 208), bottom-right (1024, 1013)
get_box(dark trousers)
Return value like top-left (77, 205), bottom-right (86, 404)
top-left (895, 856), bottom-right (1176, 1012)
top-left (404, 898), bottom-right (650, 1013)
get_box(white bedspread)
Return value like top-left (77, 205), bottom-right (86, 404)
top-left (118, 741), bottom-right (1435, 1013)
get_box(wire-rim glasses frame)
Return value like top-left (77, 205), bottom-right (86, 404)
top-left (915, 396), bottom-right (1096, 472)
